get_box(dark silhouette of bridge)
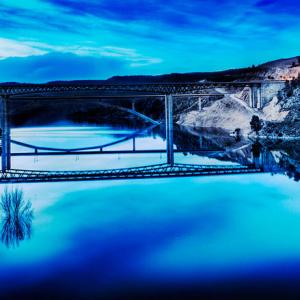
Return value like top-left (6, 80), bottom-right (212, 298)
top-left (0, 81), bottom-right (263, 95)
top-left (10, 124), bottom-right (158, 153)
top-left (0, 164), bottom-right (262, 183)
top-left (0, 80), bottom-right (285, 107)
top-left (0, 81), bottom-right (279, 183)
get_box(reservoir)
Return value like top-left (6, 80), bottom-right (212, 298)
top-left (0, 122), bottom-right (300, 299)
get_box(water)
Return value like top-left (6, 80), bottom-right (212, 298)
top-left (1, 123), bottom-right (300, 299)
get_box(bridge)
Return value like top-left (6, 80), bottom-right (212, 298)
top-left (0, 81), bottom-right (271, 96)
top-left (9, 124), bottom-right (159, 153)
top-left (0, 164), bottom-right (262, 183)
top-left (0, 80), bottom-right (284, 183)
top-left (0, 80), bottom-right (285, 108)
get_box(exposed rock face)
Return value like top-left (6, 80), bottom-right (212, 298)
top-left (259, 57), bottom-right (300, 80)
top-left (262, 96), bottom-right (288, 122)
top-left (261, 86), bottom-right (300, 138)
top-left (178, 57), bottom-right (300, 137)
top-left (178, 94), bottom-right (255, 134)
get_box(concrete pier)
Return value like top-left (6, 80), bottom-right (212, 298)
top-left (165, 95), bottom-right (174, 165)
top-left (198, 97), bottom-right (202, 111)
top-left (247, 85), bottom-right (263, 109)
top-left (1, 96), bottom-right (11, 172)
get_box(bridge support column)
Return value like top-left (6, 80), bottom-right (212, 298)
top-left (1, 96), bottom-right (11, 172)
top-left (198, 97), bottom-right (202, 111)
top-left (251, 86), bottom-right (262, 109)
top-left (165, 95), bottom-right (174, 165)
top-left (199, 135), bottom-right (203, 148)
top-left (257, 86), bottom-right (262, 109)
top-left (131, 101), bottom-right (136, 111)
top-left (249, 87), bottom-right (254, 108)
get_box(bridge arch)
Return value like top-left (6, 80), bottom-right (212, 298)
top-left (97, 101), bottom-right (160, 125)
top-left (10, 124), bottom-right (158, 153)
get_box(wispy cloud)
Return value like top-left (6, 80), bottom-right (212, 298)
top-left (0, 52), bottom-right (129, 82)
top-left (99, 47), bottom-right (162, 67)
top-left (0, 0), bottom-right (300, 81)
top-left (0, 38), bottom-right (47, 59)
top-left (0, 39), bottom-right (162, 67)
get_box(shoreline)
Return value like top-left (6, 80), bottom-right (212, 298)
top-left (248, 134), bottom-right (300, 140)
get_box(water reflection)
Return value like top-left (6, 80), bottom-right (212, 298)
top-left (2, 122), bottom-right (300, 182)
top-left (0, 188), bottom-right (33, 248)
top-left (172, 126), bottom-right (300, 181)
top-left (1, 124), bottom-right (300, 299)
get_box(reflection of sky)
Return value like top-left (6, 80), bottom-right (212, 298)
top-left (12, 126), bottom-right (137, 149)
top-left (10, 126), bottom-right (235, 170)
top-left (0, 173), bottom-right (300, 296)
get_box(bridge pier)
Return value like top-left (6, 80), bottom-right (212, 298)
top-left (247, 86), bottom-right (253, 108)
top-left (250, 85), bottom-right (262, 109)
top-left (165, 95), bottom-right (174, 165)
top-left (0, 96), bottom-right (11, 172)
top-left (198, 97), bottom-right (203, 111)
top-left (257, 86), bottom-right (262, 109)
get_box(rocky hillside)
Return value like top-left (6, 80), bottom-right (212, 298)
top-left (262, 79), bottom-right (300, 138)
top-left (175, 56), bottom-right (300, 137)
top-left (177, 93), bottom-right (255, 134)
top-left (106, 56), bottom-right (300, 83)
top-left (259, 56), bottom-right (300, 80)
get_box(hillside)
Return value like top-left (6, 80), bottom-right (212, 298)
top-left (172, 56), bottom-right (300, 137)
top-left (2, 55), bottom-right (299, 85)
top-left (106, 56), bottom-right (300, 83)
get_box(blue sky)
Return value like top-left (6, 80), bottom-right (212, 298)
top-left (0, 0), bottom-right (300, 82)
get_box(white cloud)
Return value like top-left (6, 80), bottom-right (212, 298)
top-left (99, 46), bottom-right (162, 67)
top-left (0, 38), bottom-right (47, 59)
top-left (0, 39), bottom-right (162, 67)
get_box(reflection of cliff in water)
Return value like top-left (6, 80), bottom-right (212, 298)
top-left (172, 126), bottom-right (300, 181)
top-left (173, 126), bottom-right (224, 152)
top-left (260, 140), bottom-right (300, 181)
top-left (173, 126), bottom-right (254, 166)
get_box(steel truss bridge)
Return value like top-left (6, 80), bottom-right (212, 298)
top-left (0, 80), bottom-right (285, 111)
top-left (0, 81), bottom-right (266, 97)
top-left (0, 81), bottom-right (273, 183)
top-left (0, 163), bottom-right (262, 183)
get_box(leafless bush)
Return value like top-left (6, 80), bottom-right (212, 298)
top-left (0, 187), bottom-right (33, 248)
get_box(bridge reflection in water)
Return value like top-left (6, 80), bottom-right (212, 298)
top-left (0, 83), bottom-right (268, 183)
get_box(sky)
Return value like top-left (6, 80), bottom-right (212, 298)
top-left (0, 0), bottom-right (300, 82)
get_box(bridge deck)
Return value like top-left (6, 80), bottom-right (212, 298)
top-left (0, 163), bottom-right (263, 183)
top-left (0, 80), bottom-right (285, 97)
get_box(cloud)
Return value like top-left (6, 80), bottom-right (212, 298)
top-left (0, 50), bottom-right (164, 83)
top-left (0, 39), bottom-right (162, 68)
top-left (0, 38), bottom-right (47, 59)
top-left (0, 53), bottom-right (128, 82)
top-left (98, 47), bottom-right (162, 67)
top-left (1, 0), bottom-right (300, 77)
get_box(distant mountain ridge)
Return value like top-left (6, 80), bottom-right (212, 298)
top-left (1, 55), bottom-right (299, 85)
top-left (106, 56), bottom-right (300, 83)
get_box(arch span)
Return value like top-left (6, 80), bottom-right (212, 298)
top-left (98, 102), bottom-right (160, 125)
top-left (11, 124), bottom-right (158, 153)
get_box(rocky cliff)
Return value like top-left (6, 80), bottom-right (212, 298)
top-left (261, 80), bottom-right (300, 138)
top-left (176, 56), bottom-right (300, 137)
top-left (6, 55), bottom-right (300, 137)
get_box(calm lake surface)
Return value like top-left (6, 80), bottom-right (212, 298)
top-left (1, 122), bottom-right (300, 299)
